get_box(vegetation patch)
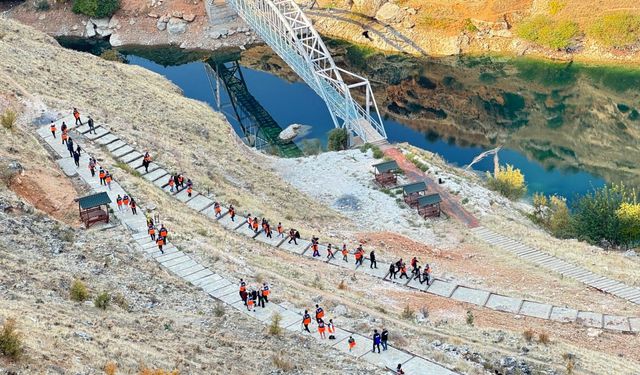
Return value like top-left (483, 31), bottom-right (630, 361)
top-left (94, 291), bottom-right (111, 310)
top-left (0, 318), bottom-right (23, 361)
top-left (72, 0), bottom-right (120, 18)
top-left (588, 12), bottom-right (640, 49)
top-left (70, 279), bottom-right (90, 302)
top-left (1, 109), bottom-right (16, 130)
top-left (486, 164), bottom-right (527, 200)
top-left (360, 143), bottom-right (384, 158)
top-left (327, 128), bottom-right (349, 151)
top-left (516, 15), bottom-right (579, 50)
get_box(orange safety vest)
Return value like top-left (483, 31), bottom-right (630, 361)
top-left (348, 338), bottom-right (356, 348)
top-left (99, 171), bottom-right (105, 179)
top-left (316, 308), bottom-right (324, 319)
top-left (168, 178), bottom-right (174, 186)
top-left (156, 238), bottom-right (164, 246)
top-left (215, 205), bottom-right (221, 213)
top-left (247, 298), bottom-right (254, 306)
top-left (62, 132), bottom-right (69, 140)
top-left (303, 315), bottom-right (311, 325)
top-left (50, 124), bottom-right (56, 132)
top-left (239, 282), bottom-right (246, 292)
top-left (229, 208), bottom-right (235, 216)
top-left (341, 248), bottom-right (348, 256)
top-left (159, 228), bottom-right (168, 237)
top-left (116, 199), bottom-right (122, 206)
top-left (277, 225), bottom-right (283, 233)
top-left (123, 198), bottom-right (129, 206)
top-left (187, 186), bottom-right (192, 194)
top-left (252, 221), bottom-right (258, 230)
top-left (105, 175), bottom-right (112, 183)
top-left (73, 110), bottom-right (80, 119)
top-left (143, 154), bottom-right (152, 162)
top-left (318, 322), bottom-right (325, 332)
top-left (148, 227), bottom-right (155, 235)
top-left (327, 323), bottom-right (335, 333)
top-left (262, 286), bottom-right (269, 296)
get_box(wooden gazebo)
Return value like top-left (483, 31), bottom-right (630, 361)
top-left (372, 160), bottom-right (399, 187)
top-left (76, 192), bottom-right (111, 228)
top-left (417, 193), bottom-right (442, 218)
top-left (401, 181), bottom-right (427, 207)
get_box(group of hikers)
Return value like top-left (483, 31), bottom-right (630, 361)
top-left (238, 279), bottom-right (271, 310)
top-left (147, 219), bottom-right (170, 254)
top-left (388, 257), bottom-right (432, 285)
top-left (166, 172), bottom-right (194, 197)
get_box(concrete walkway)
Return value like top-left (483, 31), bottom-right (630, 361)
top-left (36, 114), bottom-right (458, 375)
top-left (56, 115), bottom-right (640, 334)
top-left (473, 226), bottom-right (640, 306)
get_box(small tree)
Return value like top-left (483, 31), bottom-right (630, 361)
top-left (616, 202), bottom-right (640, 247)
top-left (487, 164), bottom-right (527, 200)
top-left (268, 313), bottom-right (282, 336)
top-left (548, 195), bottom-right (572, 238)
top-left (72, 0), bottom-right (120, 18)
top-left (1, 109), bottom-right (17, 129)
top-left (0, 318), bottom-right (22, 360)
top-left (70, 279), bottom-right (89, 302)
top-left (94, 291), bottom-right (110, 310)
top-left (327, 128), bottom-right (349, 151)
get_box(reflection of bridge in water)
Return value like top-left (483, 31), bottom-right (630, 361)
top-left (204, 55), bottom-right (303, 157)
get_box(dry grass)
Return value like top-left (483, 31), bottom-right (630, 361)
top-left (271, 352), bottom-right (294, 371)
top-left (1, 109), bottom-right (16, 129)
top-left (0, 317), bottom-right (23, 360)
top-left (523, 328), bottom-right (535, 342)
top-left (268, 312), bottom-right (282, 336)
top-left (104, 362), bottom-right (118, 375)
top-left (538, 331), bottom-right (551, 345)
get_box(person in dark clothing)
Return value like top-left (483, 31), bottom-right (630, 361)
top-left (399, 263), bottom-right (409, 279)
top-left (130, 198), bottom-right (137, 215)
top-left (372, 329), bottom-right (381, 353)
top-left (173, 174), bottom-right (180, 192)
top-left (396, 364), bottom-right (405, 375)
top-left (257, 288), bottom-right (266, 308)
top-left (389, 263), bottom-right (397, 279)
top-left (250, 289), bottom-right (258, 308)
top-left (72, 150), bottom-right (80, 167)
top-left (75, 144), bottom-right (82, 155)
top-left (381, 328), bottom-right (389, 351)
top-left (87, 116), bottom-right (96, 134)
top-left (362, 29), bottom-right (373, 41)
top-left (67, 138), bottom-right (74, 157)
top-left (302, 310), bottom-right (311, 333)
top-left (288, 228), bottom-right (297, 245)
top-left (370, 250), bottom-right (377, 269)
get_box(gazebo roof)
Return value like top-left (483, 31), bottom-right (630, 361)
top-left (401, 181), bottom-right (427, 195)
top-left (417, 193), bottom-right (442, 208)
top-left (77, 192), bottom-right (112, 210)
top-left (372, 160), bottom-right (399, 173)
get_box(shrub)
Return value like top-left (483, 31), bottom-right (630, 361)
top-left (463, 18), bottom-right (478, 32)
top-left (35, 0), bottom-right (50, 11)
top-left (571, 183), bottom-right (636, 246)
top-left (70, 279), bottom-right (89, 302)
top-left (104, 362), bottom-right (118, 375)
top-left (548, 0), bottom-right (565, 16)
top-left (486, 164), bottom-right (527, 200)
top-left (360, 143), bottom-right (384, 158)
top-left (616, 202), bottom-right (640, 246)
top-left (523, 328), bottom-right (535, 342)
top-left (72, 0), bottom-right (120, 18)
top-left (0, 318), bottom-right (23, 360)
top-left (268, 312), bottom-right (282, 336)
top-left (100, 49), bottom-right (127, 63)
top-left (466, 310), bottom-right (474, 326)
top-left (272, 352), bottom-right (294, 371)
top-left (300, 138), bottom-right (323, 156)
top-left (589, 12), bottom-right (640, 48)
top-left (548, 195), bottom-right (572, 238)
top-left (213, 303), bottom-right (225, 317)
top-left (538, 331), bottom-right (550, 345)
top-left (1, 109), bottom-right (17, 129)
top-left (94, 291), bottom-right (110, 310)
top-left (401, 305), bottom-right (414, 320)
top-left (337, 279), bottom-right (347, 290)
top-left (112, 293), bottom-right (129, 311)
top-left (516, 15), bottom-right (579, 50)
top-left (406, 152), bottom-right (429, 172)
top-left (327, 128), bottom-right (349, 151)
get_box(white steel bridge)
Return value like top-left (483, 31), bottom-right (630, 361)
top-left (207, 0), bottom-right (387, 145)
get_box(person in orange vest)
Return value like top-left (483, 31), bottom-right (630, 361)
top-left (302, 310), bottom-right (311, 333)
top-left (168, 175), bottom-right (175, 192)
top-left (50, 122), bottom-right (57, 138)
top-left (229, 204), bottom-right (235, 221)
top-left (73, 108), bottom-right (82, 126)
top-left (264, 222), bottom-right (272, 238)
top-left (277, 222), bottom-right (283, 238)
top-left (317, 318), bottom-right (326, 339)
top-left (327, 319), bottom-right (335, 337)
top-left (159, 225), bottom-right (168, 238)
top-left (213, 201), bottom-right (222, 217)
top-left (61, 129), bottom-right (69, 145)
top-left (130, 198), bottom-right (137, 215)
top-left (156, 235), bottom-right (165, 254)
top-left (247, 288), bottom-right (255, 311)
top-left (148, 222), bottom-right (156, 241)
top-left (341, 244), bottom-right (348, 262)
top-left (116, 194), bottom-right (123, 212)
top-left (122, 195), bottom-right (130, 210)
top-left (354, 247), bottom-right (363, 267)
top-left (252, 218), bottom-right (259, 233)
top-left (326, 244), bottom-right (335, 260)
top-left (421, 264), bottom-right (431, 285)
top-left (105, 172), bottom-right (112, 190)
top-left (97, 167), bottom-right (105, 185)
top-left (348, 336), bottom-right (356, 352)
top-left (186, 185), bottom-right (193, 198)
top-left (262, 282), bottom-right (270, 303)
top-left (142, 151), bottom-right (152, 173)
top-left (315, 304), bottom-right (324, 320)
top-left (246, 214), bottom-right (253, 229)
top-left (311, 236), bottom-right (320, 257)
top-left (239, 279), bottom-right (247, 306)
top-left (399, 262), bottom-right (409, 279)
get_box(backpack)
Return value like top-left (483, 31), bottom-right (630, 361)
top-left (295, 231), bottom-right (300, 239)
top-left (328, 335), bottom-right (335, 340)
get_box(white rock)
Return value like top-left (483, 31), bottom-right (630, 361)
top-left (375, 2), bottom-right (406, 24)
top-left (157, 19), bottom-right (167, 31)
top-left (37, 14), bottom-right (46, 21)
top-left (167, 17), bottom-right (187, 35)
top-left (96, 27), bottom-right (113, 37)
top-left (109, 33), bottom-right (123, 47)
top-left (352, 0), bottom-right (387, 17)
top-left (108, 16), bottom-right (119, 28)
top-left (85, 21), bottom-right (96, 38)
top-left (279, 124), bottom-right (302, 141)
top-left (71, 25), bottom-right (79, 31)
top-left (90, 17), bottom-right (110, 28)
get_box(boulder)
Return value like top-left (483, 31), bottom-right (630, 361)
top-left (167, 18), bottom-right (188, 35)
top-left (109, 33), bottom-right (123, 47)
top-left (96, 27), bottom-right (113, 37)
top-left (108, 16), bottom-right (119, 29)
top-left (85, 21), bottom-right (96, 38)
top-left (148, 13), bottom-right (160, 18)
top-left (278, 124), bottom-right (302, 141)
top-left (157, 19), bottom-right (168, 31)
top-left (90, 18), bottom-right (110, 28)
top-left (183, 14), bottom-right (196, 22)
top-left (172, 11), bottom-right (183, 18)
top-left (375, 2), bottom-right (406, 24)
top-left (352, 0), bottom-right (387, 18)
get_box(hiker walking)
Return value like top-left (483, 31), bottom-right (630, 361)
top-left (116, 195), bottom-right (123, 212)
top-left (87, 116), bottom-right (96, 134)
top-left (50, 122), bottom-right (57, 138)
top-left (362, 29), bottom-right (373, 41)
top-left (228, 204), bottom-right (235, 221)
top-left (213, 201), bottom-right (222, 217)
top-left (277, 222), bottom-right (284, 238)
top-left (327, 319), bottom-right (335, 339)
top-left (262, 282), bottom-right (270, 303)
top-left (341, 244), bottom-right (348, 262)
top-left (186, 185), bottom-right (193, 198)
top-left (156, 235), bottom-right (165, 254)
top-left (174, 174), bottom-right (181, 191)
top-left (72, 150), bottom-right (80, 167)
top-left (302, 310), bottom-right (311, 333)
top-left (389, 263), bottom-right (397, 279)
top-left (421, 264), bottom-right (431, 285)
top-left (122, 195), bottom-right (130, 213)
top-left (168, 175), bottom-right (175, 192)
top-left (265, 222), bottom-right (272, 238)
top-left (61, 129), bottom-right (68, 145)
top-left (326, 244), bottom-right (335, 260)
top-left (148, 222), bottom-right (156, 241)
top-left (66, 137), bottom-right (74, 157)
top-left (75, 144), bottom-right (82, 156)
top-left (315, 304), bottom-right (324, 320)
top-left (142, 151), bottom-right (152, 173)
top-left (288, 228), bottom-right (297, 245)
top-left (396, 364), bottom-right (405, 375)
top-left (105, 171), bottom-right (112, 190)
top-left (248, 289), bottom-right (257, 311)
top-left (354, 245), bottom-right (364, 266)
top-left (413, 265), bottom-right (422, 280)
top-left (239, 279), bottom-right (247, 305)
top-left (311, 236), bottom-right (320, 257)
top-left (73, 108), bottom-right (82, 126)
top-left (99, 167), bottom-right (106, 185)
top-left (317, 318), bottom-right (326, 339)
top-left (88, 157), bottom-right (96, 177)
top-left (348, 336), bottom-right (356, 352)
top-left (381, 328), bottom-right (389, 351)
top-left (130, 198), bottom-right (137, 215)
top-left (370, 250), bottom-right (377, 268)
top-left (372, 329), bottom-right (381, 353)
top-left (410, 257), bottom-right (419, 275)
top-left (399, 262), bottom-right (409, 279)
top-left (159, 225), bottom-right (168, 239)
